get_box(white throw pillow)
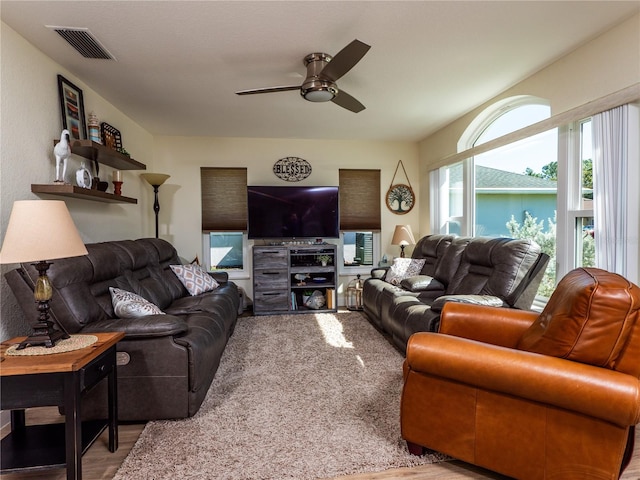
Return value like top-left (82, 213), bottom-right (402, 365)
top-left (170, 264), bottom-right (219, 296)
top-left (109, 287), bottom-right (164, 318)
top-left (385, 258), bottom-right (426, 285)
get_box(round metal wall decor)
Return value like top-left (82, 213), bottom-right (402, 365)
top-left (386, 183), bottom-right (415, 214)
top-left (273, 157), bottom-right (312, 182)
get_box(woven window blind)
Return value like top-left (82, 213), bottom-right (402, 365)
top-left (201, 167), bottom-right (247, 231)
top-left (339, 169), bottom-right (381, 230)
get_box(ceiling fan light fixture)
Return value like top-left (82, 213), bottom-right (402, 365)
top-left (303, 88), bottom-right (336, 102)
top-left (301, 79), bottom-right (338, 103)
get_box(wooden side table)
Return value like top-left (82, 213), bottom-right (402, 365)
top-left (0, 332), bottom-right (124, 480)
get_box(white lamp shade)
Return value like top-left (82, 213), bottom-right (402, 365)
top-left (0, 200), bottom-right (88, 264)
top-left (391, 224), bottom-right (416, 246)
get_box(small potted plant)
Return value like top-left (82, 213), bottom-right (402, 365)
top-left (317, 254), bottom-right (332, 266)
top-left (302, 289), bottom-right (314, 305)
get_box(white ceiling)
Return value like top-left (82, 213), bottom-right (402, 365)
top-left (2, 1), bottom-right (638, 142)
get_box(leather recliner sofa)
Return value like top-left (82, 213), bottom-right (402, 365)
top-left (363, 234), bottom-right (549, 352)
top-left (5, 238), bottom-right (240, 421)
top-left (401, 267), bottom-right (640, 479)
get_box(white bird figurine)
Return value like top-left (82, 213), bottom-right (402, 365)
top-left (54, 129), bottom-right (71, 183)
top-left (295, 273), bottom-right (310, 286)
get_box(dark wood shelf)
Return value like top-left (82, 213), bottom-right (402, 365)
top-left (53, 139), bottom-right (146, 171)
top-left (31, 184), bottom-right (137, 204)
top-left (0, 420), bottom-right (107, 473)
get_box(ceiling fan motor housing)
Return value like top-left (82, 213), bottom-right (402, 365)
top-left (301, 53), bottom-right (338, 102)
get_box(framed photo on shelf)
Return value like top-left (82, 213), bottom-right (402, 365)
top-left (57, 74), bottom-right (87, 140)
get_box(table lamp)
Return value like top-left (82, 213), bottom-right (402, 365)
top-left (391, 224), bottom-right (416, 258)
top-left (0, 200), bottom-right (88, 349)
top-left (140, 173), bottom-right (170, 238)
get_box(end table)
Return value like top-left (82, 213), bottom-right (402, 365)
top-left (1, 331), bottom-right (124, 480)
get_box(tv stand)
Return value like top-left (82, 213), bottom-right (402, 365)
top-left (252, 245), bottom-right (338, 315)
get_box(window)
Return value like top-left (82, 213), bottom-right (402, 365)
top-left (343, 231), bottom-right (374, 266)
top-left (429, 89), bottom-right (640, 294)
top-left (339, 169), bottom-right (381, 273)
top-left (201, 168), bottom-right (248, 278)
top-left (565, 119), bottom-right (595, 270)
top-left (432, 98), bottom-right (558, 297)
top-left (205, 232), bottom-right (245, 270)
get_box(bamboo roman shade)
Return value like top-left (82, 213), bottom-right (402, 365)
top-left (201, 167), bottom-right (247, 231)
top-left (339, 169), bottom-right (381, 230)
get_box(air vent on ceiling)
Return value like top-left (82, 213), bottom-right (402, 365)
top-left (47, 26), bottom-right (115, 60)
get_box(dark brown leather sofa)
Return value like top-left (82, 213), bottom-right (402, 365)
top-left (401, 267), bottom-right (640, 479)
top-left (5, 238), bottom-right (240, 421)
top-left (362, 234), bottom-right (549, 352)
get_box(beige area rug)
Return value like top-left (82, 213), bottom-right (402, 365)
top-left (114, 311), bottom-right (447, 480)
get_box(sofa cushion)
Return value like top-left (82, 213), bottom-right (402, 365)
top-left (110, 287), bottom-right (165, 318)
top-left (170, 264), bottom-right (219, 296)
top-left (386, 258), bottom-right (426, 285)
top-left (412, 234), bottom-right (455, 276)
top-left (517, 268), bottom-right (640, 369)
top-left (444, 237), bottom-right (540, 305)
top-left (400, 275), bottom-right (445, 293)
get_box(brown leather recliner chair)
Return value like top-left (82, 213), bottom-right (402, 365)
top-left (401, 267), bottom-right (640, 480)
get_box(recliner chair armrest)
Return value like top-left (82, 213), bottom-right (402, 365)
top-left (405, 333), bottom-right (640, 427)
top-left (438, 302), bottom-right (538, 347)
top-left (80, 315), bottom-right (189, 338)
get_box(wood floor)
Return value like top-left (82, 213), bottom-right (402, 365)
top-left (2, 407), bottom-right (640, 479)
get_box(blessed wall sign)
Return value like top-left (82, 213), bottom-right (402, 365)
top-left (273, 157), bottom-right (312, 182)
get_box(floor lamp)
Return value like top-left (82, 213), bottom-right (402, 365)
top-left (391, 224), bottom-right (416, 258)
top-left (0, 200), bottom-right (88, 349)
top-left (141, 173), bottom-right (170, 238)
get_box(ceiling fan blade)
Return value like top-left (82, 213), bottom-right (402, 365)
top-left (331, 89), bottom-right (365, 113)
top-left (320, 39), bottom-right (370, 83)
top-left (236, 85), bottom-right (300, 95)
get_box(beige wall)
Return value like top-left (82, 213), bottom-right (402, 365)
top-left (151, 136), bottom-right (419, 298)
top-left (0, 22), bottom-right (419, 339)
top-left (417, 13), bottom-right (640, 229)
top-left (0, 23), bottom-right (155, 339)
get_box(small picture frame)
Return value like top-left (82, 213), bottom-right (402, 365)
top-left (57, 74), bottom-right (87, 140)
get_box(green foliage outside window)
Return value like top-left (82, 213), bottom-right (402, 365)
top-left (506, 211), bottom-right (595, 298)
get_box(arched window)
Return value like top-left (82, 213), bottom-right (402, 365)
top-left (433, 96), bottom-right (558, 297)
top-left (432, 94), bottom-right (639, 301)
top-left (459, 96), bottom-right (550, 150)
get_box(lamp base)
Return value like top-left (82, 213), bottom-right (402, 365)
top-left (16, 316), bottom-right (69, 350)
top-left (400, 245), bottom-right (406, 258)
top-left (17, 324), bottom-right (69, 350)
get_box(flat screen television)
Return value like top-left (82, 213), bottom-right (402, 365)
top-left (247, 186), bottom-right (339, 239)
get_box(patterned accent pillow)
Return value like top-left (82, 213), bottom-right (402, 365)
top-left (170, 264), bottom-right (219, 296)
top-left (109, 287), bottom-right (164, 318)
top-left (385, 258), bottom-right (427, 285)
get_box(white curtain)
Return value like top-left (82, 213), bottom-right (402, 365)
top-left (592, 105), bottom-right (629, 275)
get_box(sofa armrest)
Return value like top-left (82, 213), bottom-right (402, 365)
top-left (438, 302), bottom-right (538, 347)
top-left (80, 315), bottom-right (188, 338)
top-left (430, 294), bottom-right (506, 312)
top-left (208, 271), bottom-right (229, 284)
top-left (405, 333), bottom-right (640, 427)
top-left (400, 275), bottom-right (445, 293)
top-left (369, 267), bottom-right (388, 279)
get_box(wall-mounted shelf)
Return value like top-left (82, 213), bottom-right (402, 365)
top-left (39, 139), bottom-right (145, 203)
top-left (31, 184), bottom-right (137, 204)
top-left (53, 139), bottom-right (146, 171)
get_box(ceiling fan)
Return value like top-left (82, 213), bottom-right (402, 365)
top-left (235, 39), bottom-right (371, 113)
